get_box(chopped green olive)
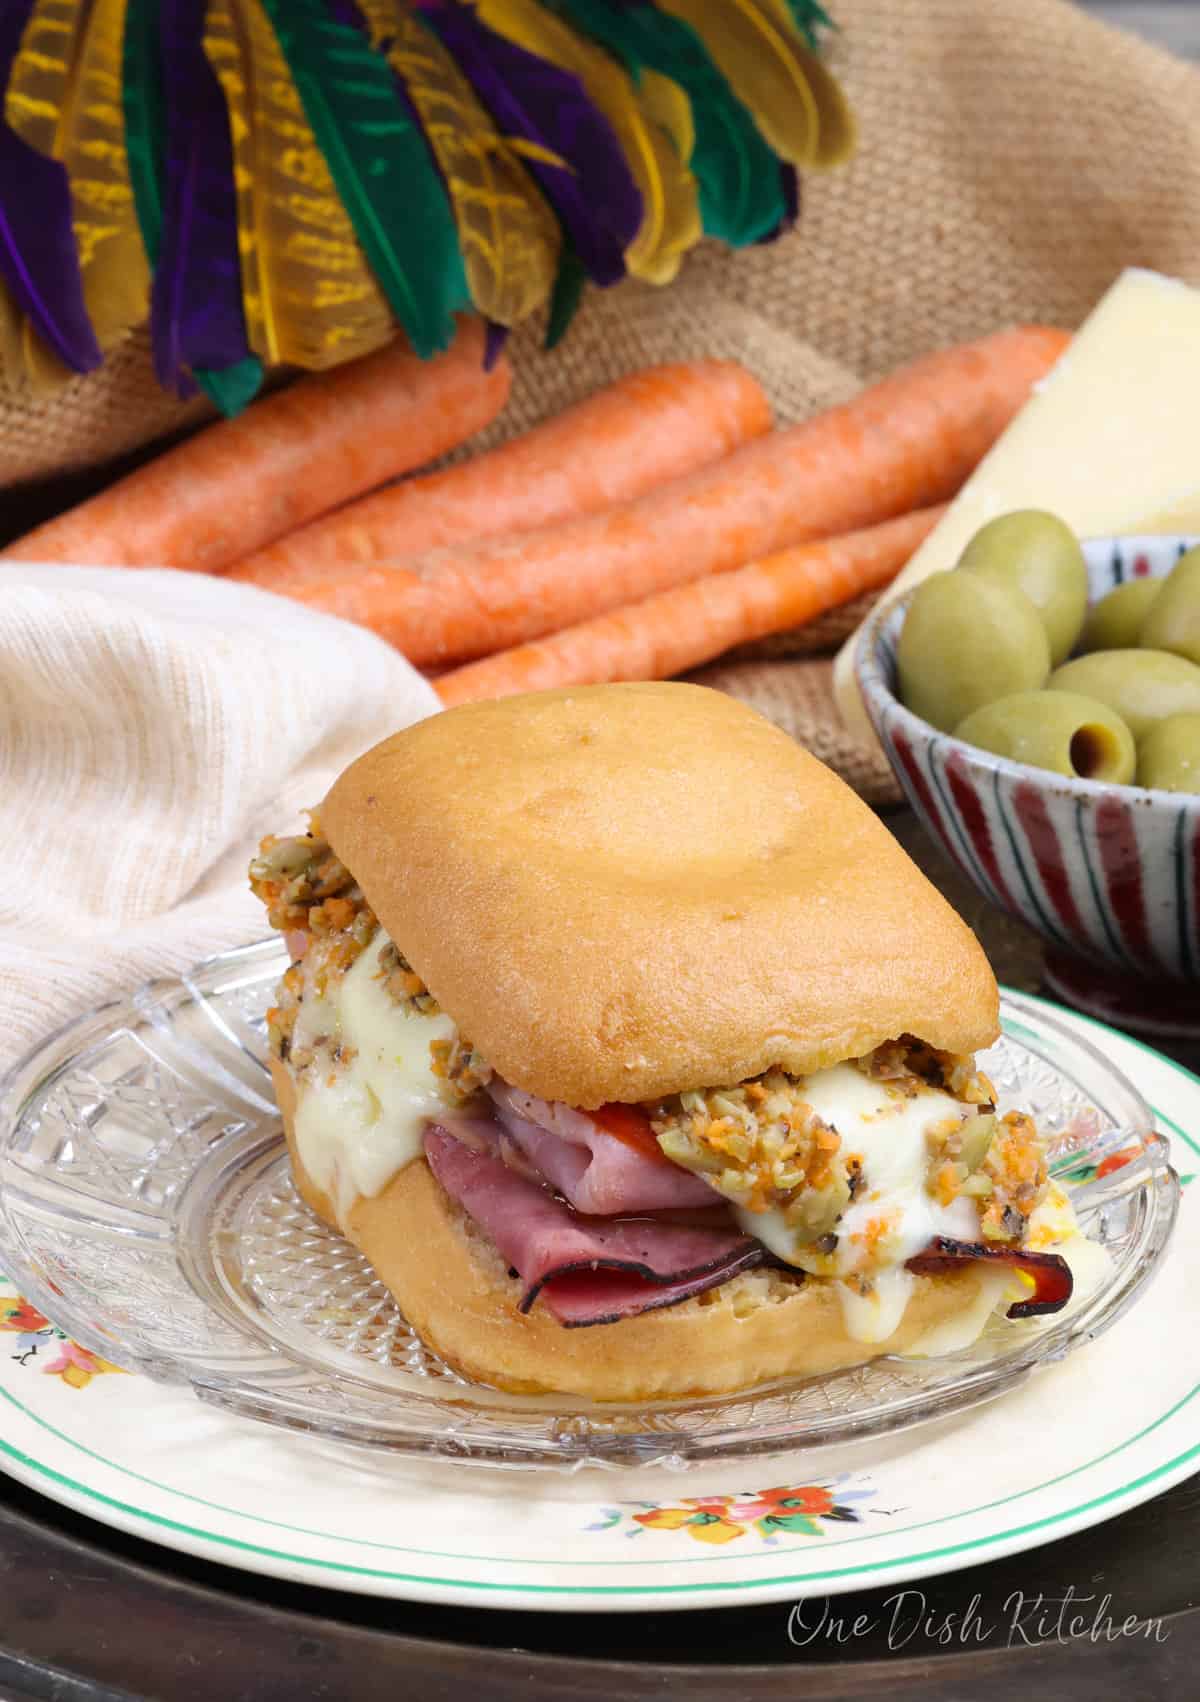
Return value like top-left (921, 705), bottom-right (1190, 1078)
top-left (958, 1110), bottom-right (997, 1174)
top-left (783, 1170), bottom-right (852, 1244)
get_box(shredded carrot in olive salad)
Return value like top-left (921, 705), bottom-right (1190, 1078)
top-left (377, 940), bottom-right (439, 1014)
top-left (248, 816), bottom-right (369, 938)
top-left (250, 831), bottom-right (1049, 1248)
top-left (647, 1038), bottom-right (1046, 1247)
top-left (250, 819), bottom-right (491, 1106)
top-left (651, 1073), bottom-right (852, 1237)
top-left (430, 1034), bottom-right (494, 1098)
top-left (250, 816), bottom-right (373, 1066)
top-left (978, 1111), bottom-right (1050, 1242)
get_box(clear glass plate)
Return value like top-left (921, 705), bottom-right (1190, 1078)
top-left (0, 940), bottom-right (1179, 1470)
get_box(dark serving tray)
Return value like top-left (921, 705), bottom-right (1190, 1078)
top-left (0, 1466), bottom-right (1197, 1702)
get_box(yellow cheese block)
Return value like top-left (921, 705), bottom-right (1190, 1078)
top-left (835, 267), bottom-right (1200, 741)
top-left (1134, 498), bottom-right (1200, 534)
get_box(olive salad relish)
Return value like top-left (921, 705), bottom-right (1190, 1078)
top-left (647, 1042), bottom-right (1046, 1251)
top-left (251, 822), bottom-right (1051, 1271)
top-left (252, 819), bottom-right (491, 1104)
top-left (898, 511), bottom-right (1200, 793)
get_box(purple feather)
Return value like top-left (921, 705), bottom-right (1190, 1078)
top-left (151, 0), bottom-right (254, 392)
top-left (0, 0), bottom-right (101, 373)
top-left (757, 165), bottom-right (801, 245)
top-left (780, 165), bottom-right (801, 230)
top-left (416, 2), bottom-right (640, 286)
top-left (326, 0), bottom-right (367, 29)
top-left (483, 320), bottom-right (509, 370)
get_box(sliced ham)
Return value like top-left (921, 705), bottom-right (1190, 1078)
top-left (906, 1235), bottom-right (1073, 1318)
top-left (424, 1126), bottom-right (763, 1326)
top-left (486, 1079), bottom-right (715, 1213)
top-left (432, 1110), bottom-right (506, 1155)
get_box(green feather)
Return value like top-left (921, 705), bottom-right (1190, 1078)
top-left (780, 2), bottom-right (835, 50)
top-left (121, 0), bottom-right (166, 266)
top-left (545, 249), bottom-right (586, 350)
top-left (550, 0), bottom-right (784, 247)
top-left (258, 0), bottom-right (469, 359)
top-left (196, 357), bottom-right (263, 416)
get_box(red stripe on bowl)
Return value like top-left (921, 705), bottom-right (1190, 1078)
top-left (944, 751), bottom-right (1018, 912)
top-left (891, 728), bottom-right (959, 865)
top-left (1012, 783), bottom-right (1087, 938)
top-left (1096, 795), bottom-right (1157, 971)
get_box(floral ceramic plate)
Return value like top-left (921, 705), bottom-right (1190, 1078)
top-left (0, 976), bottom-right (1195, 1609)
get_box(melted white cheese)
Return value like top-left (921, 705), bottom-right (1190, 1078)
top-left (839, 1265), bottom-right (919, 1345)
top-left (734, 1063), bottom-right (982, 1345)
top-left (903, 1266), bottom-right (1013, 1356)
top-left (290, 931), bottom-right (454, 1227)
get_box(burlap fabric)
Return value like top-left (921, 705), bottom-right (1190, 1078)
top-left (3, 0), bottom-right (1199, 801)
top-left (687, 654), bottom-right (900, 805)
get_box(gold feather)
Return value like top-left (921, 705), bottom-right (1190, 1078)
top-left (473, 0), bottom-right (701, 285)
top-left (0, 280), bottom-right (71, 397)
top-left (790, 36), bottom-right (856, 168)
top-left (23, 326), bottom-right (73, 395)
top-left (0, 280), bottom-right (29, 394)
top-left (637, 69), bottom-right (695, 172)
top-left (758, 0), bottom-right (856, 165)
top-left (203, 0), bottom-right (394, 369)
top-left (355, 0), bottom-right (559, 326)
top-left (656, 0), bottom-right (828, 169)
top-left (2, 0), bottom-right (74, 154)
top-left (5, 0), bottom-right (150, 365)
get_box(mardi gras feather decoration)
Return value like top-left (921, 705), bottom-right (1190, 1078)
top-left (0, 0), bottom-right (855, 410)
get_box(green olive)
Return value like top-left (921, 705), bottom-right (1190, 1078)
top-left (954, 691), bottom-right (1136, 784)
top-left (1136, 713), bottom-right (1200, 794)
top-left (1137, 546), bottom-right (1200, 664)
top-left (898, 572), bottom-right (1051, 733)
top-left (1048, 651), bottom-right (1200, 740)
top-left (1079, 578), bottom-right (1164, 653)
top-left (958, 510), bottom-right (1088, 665)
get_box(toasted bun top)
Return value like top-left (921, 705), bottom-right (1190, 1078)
top-left (322, 684), bottom-right (998, 1107)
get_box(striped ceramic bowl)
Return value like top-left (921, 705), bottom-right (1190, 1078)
top-left (856, 535), bottom-right (1200, 1038)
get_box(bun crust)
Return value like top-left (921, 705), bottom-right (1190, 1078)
top-left (321, 682), bottom-right (998, 1108)
top-left (274, 1060), bottom-right (992, 1400)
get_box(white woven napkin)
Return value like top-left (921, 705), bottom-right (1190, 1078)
top-left (0, 564), bottom-right (438, 1077)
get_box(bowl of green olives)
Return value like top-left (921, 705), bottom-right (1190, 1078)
top-left (856, 514), bottom-right (1200, 1036)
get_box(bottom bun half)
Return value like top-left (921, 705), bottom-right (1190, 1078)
top-left (272, 1060), bottom-right (988, 1401)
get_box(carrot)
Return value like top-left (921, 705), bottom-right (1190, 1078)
top-left (0, 319), bottom-right (510, 572)
top-left (434, 507), bottom-right (944, 706)
top-left (226, 361), bottom-right (771, 591)
top-left (282, 325), bottom-right (1069, 666)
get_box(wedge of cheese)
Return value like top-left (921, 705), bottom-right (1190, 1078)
top-left (1134, 496), bottom-right (1200, 533)
top-left (835, 267), bottom-right (1200, 741)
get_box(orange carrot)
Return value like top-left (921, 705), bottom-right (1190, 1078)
top-left (226, 361), bottom-right (772, 590)
top-left (283, 325), bottom-right (1069, 665)
top-left (434, 507), bottom-right (944, 705)
top-left (0, 320), bottom-right (510, 572)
